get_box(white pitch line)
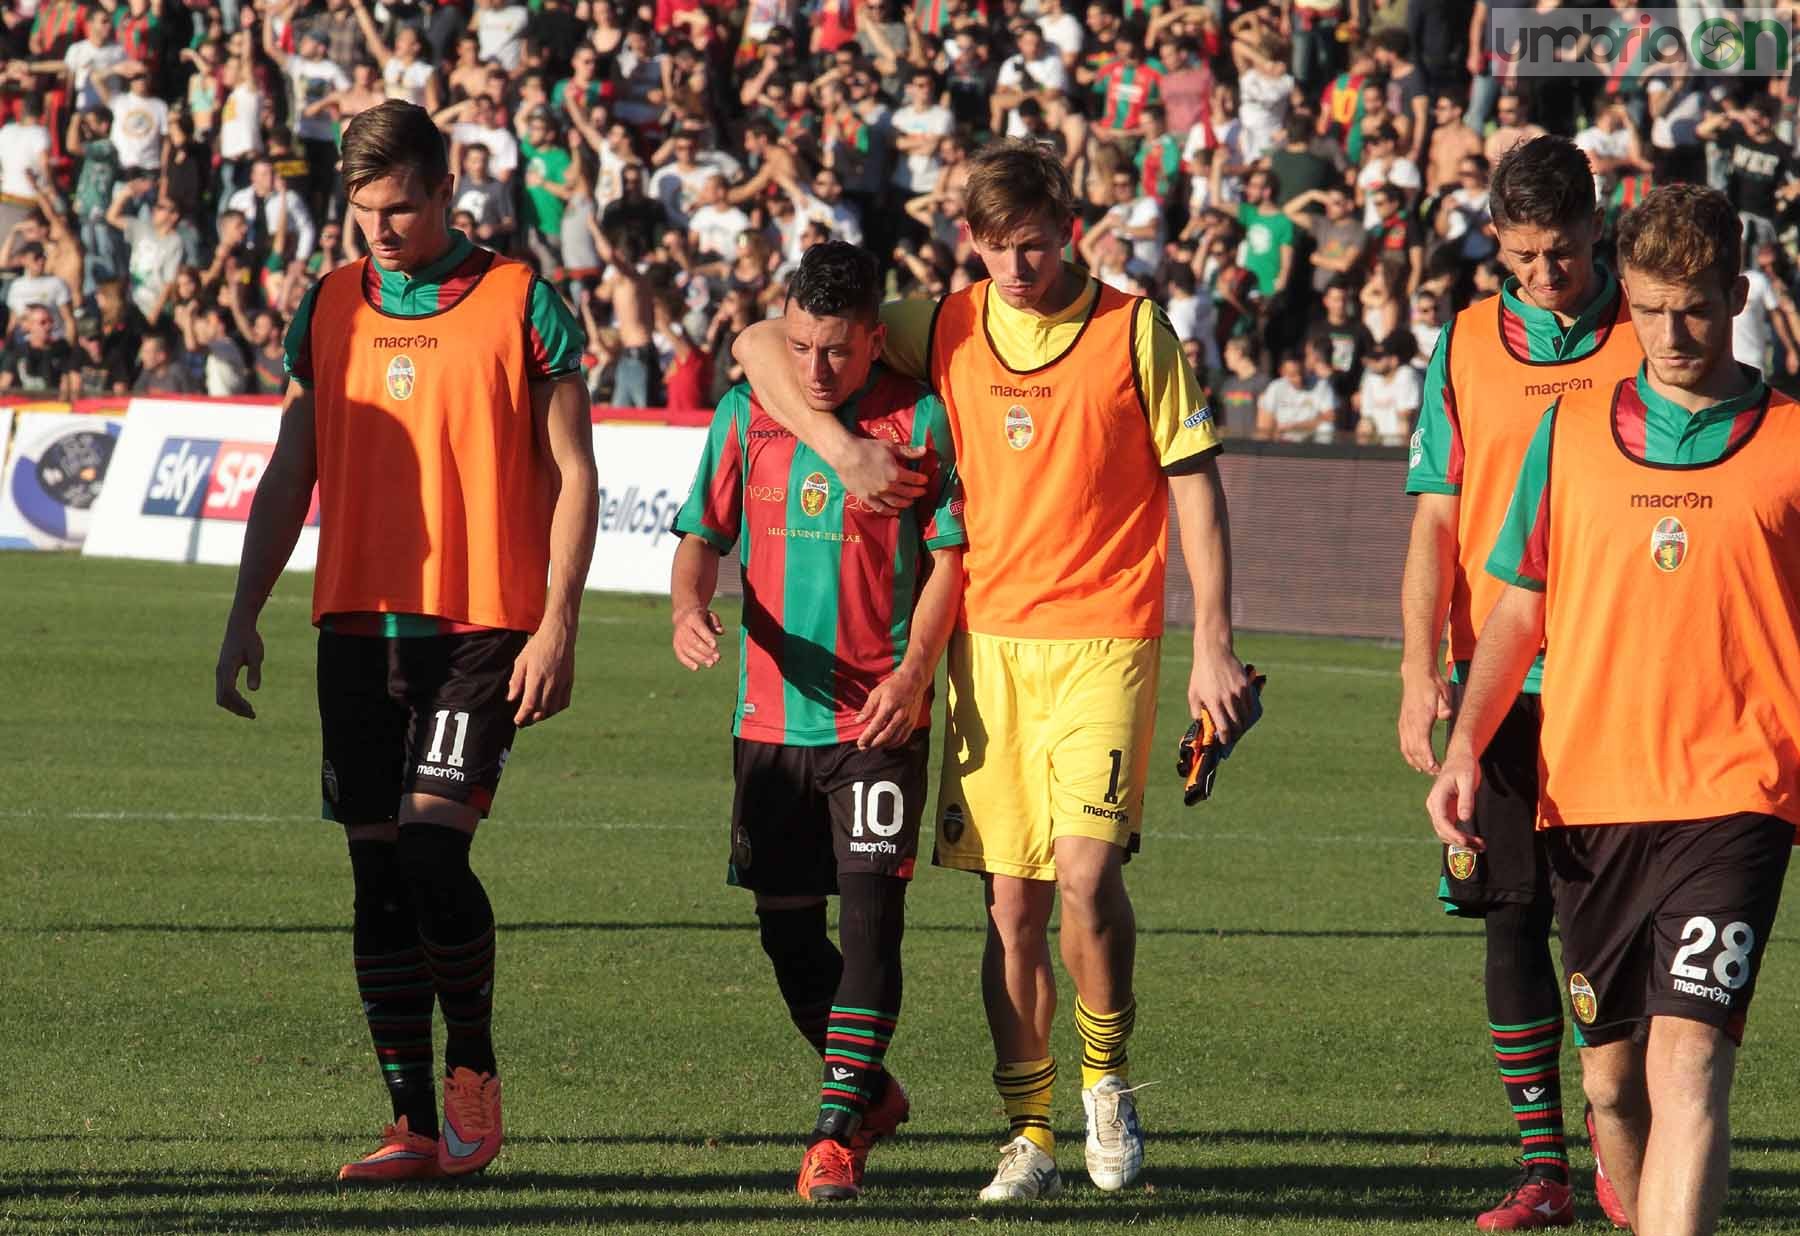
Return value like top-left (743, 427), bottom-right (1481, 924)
top-left (1250, 660), bottom-right (1396, 680)
top-left (0, 807), bottom-right (1432, 845)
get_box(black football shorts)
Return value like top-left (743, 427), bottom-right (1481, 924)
top-left (317, 628), bottom-right (529, 825)
top-left (1547, 813), bottom-right (1793, 1046)
top-left (728, 732), bottom-right (930, 895)
top-left (1438, 685), bottom-right (1551, 916)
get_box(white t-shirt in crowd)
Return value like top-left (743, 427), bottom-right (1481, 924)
top-left (217, 84), bottom-right (264, 161)
top-left (384, 57), bottom-right (436, 106)
top-left (687, 203), bottom-right (750, 259)
top-left (1184, 117), bottom-right (1249, 206)
top-left (1237, 67), bottom-right (1292, 160)
top-left (1574, 124), bottom-right (1634, 198)
top-left (451, 123), bottom-right (519, 176)
top-left (1357, 156), bottom-right (1421, 228)
top-left (109, 93), bottom-right (169, 172)
top-left (1734, 268), bottom-right (1783, 372)
top-left (289, 57), bottom-right (350, 143)
top-left (1038, 11), bottom-right (1083, 61)
top-left (1358, 364), bottom-right (1422, 445)
top-left (475, 4), bottom-right (531, 70)
top-left (0, 122), bottom-right (49, 199)
top-left (1104, 196), bottom-right (1164, 268)
top-left (649, 161), bottom-right (719, 229)
top-left (63, 39), bottom-right (127, 112)
top-left (1259, 375), bottom-right (1337, 442)
top-left (889, 104), bottom-right (953, 194)
top-left (6, 273), bottom-right (72, 335)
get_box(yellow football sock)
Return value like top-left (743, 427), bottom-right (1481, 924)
top-left (1075, 995), bottom-right (1136, 1090)
top-left (993, 1056), bottom-right (1056, 1153)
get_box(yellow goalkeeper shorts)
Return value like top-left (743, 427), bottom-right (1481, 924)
top-left (932, 631), bottom-right (1161, 881)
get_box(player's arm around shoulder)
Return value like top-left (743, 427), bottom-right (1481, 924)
top-left (509, 372), bottom-right (600, 727)
top-left (215, 379), bottom-right (318, 720)
top-left (728, 301), bottom-right (933, 511)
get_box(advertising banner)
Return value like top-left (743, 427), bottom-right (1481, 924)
top-left (583, 423), bottom-right (708, 595)
top-left (0, 411), bottom-right (124, 550)
top-left (83, 399), bottom-right (319, 569)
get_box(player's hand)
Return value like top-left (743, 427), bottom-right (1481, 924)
top-left (1188, 643), bottom-right (1254, 744)
top-left (214, 612), bottom-right (264, 720)
top-left (832, 436), bottom-right (928, 515)
top-left (508, 617), bottom-right (576, 726)
top-left (1426, 747), bottom-right (1483, 850)
top-left (1397, 663), bottom-right (1452, 773)
top-left (856, 665), bottom-right (926, 749)
top-left (672, 604), bottom-right (723, 670)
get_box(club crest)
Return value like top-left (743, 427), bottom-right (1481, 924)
top-left (386, 354), bottom-right (416, 401)
top-left (1447, 845), bottom-right (1478, 881)
top-left (1004, 404), bottom-right (1034, 450)
top-left (1569, 972), bottom-right (1598, 1025)
top-left (1650, 516), bottom-right (1687, 572)
top-left (800, 471), bottom-right (830, 517)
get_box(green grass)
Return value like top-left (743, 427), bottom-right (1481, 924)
top-left (2, 552), bottom-right (1798, 1234)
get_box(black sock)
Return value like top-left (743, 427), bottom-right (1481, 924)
top-left (813, 874), bottom-right (906, 1145)
top-left (1485, 898), bottom-right (1568, 1184)
top-left (398, 824), bottom-right (498, 1077)
top-left (349, 839), bottom-right (438, 1138)
top-left (757, 902), bottom-right (843, 1056)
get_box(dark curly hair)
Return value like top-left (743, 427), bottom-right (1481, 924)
top-left (786, 241), bottom-right (881, 325)
top-left (1489, 134), bottom-right (1597, 234)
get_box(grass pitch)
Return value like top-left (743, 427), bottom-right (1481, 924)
top-left (2, 552), bottom-right (1798, 1234)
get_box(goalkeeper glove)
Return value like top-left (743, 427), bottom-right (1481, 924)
top-left (1176, 666), bottom-right (1267, 805)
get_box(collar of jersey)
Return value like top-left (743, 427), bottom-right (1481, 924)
top-left (1500, 264), bottom-right (1618, 362)
top-left (371, 233), bottom-right (475, 313)
top-left (1627, 360), bottom-right (1766, 462)
top-left (989, 264), bottom-right (1096, 334)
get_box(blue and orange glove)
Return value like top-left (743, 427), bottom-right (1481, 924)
top-left (1176, 666), bottom-right (1267, 805)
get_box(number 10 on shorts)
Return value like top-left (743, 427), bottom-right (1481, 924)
top-left (852, 781), bottom-right (904, 838)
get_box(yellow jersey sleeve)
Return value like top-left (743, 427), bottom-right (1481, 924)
top-left (879, 296), bottom-right (940, 386)
top-left (1135, 299), bottom-right (1222, 470)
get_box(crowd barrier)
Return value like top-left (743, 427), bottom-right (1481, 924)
top-left (1, 397), bottom-right (1408, 642)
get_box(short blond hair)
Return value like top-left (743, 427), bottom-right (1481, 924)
top-left (1616, 183), bottom-right (1741, 293)
top-left (962, 139), bottom-right (1076, 245)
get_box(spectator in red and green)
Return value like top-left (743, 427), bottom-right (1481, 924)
top-left (29, 0), bottom-right (86, 59)
top-left (551, 46), bottom-right (607, 124)
top-left (1365, 182), bottom-right (1422, 293)
top-left (112, 0), bottom-right (159, 66)
top-left (1134, 104), bottom-right (1180, 199)
top-left (1091, 30), bottom-right (1163, 139)
top-left (1315, 40), bottom-right (1372, 156)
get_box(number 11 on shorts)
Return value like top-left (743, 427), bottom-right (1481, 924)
top-left (426, 709), bottom-right (470, 768)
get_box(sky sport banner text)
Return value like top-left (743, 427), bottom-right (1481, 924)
top-left (1490, 8), bottom-right (1793, 78)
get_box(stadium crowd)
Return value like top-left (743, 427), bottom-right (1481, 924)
top-left (0, 0), bottom-right (1797, 438)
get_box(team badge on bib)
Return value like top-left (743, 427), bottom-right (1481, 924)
top-left (1004, 405), bottom-right (1034, 450)
top-left (1569, 972), bottom-right (1598, 1025)
top-left (1446, 844), bottom-right (1478, 881)
top-left (1650, 516), bottom-right (1687, 572)
top-left (800, 471), bottom-right (830, 517)
top-left (386, 355), bottom-right (416, 401)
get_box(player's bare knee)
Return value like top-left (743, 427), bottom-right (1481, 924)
top-left (1579, 1044), bottom-right (1648, 1116)
top-left (985, 877), bottom-right (1054, 943)
top-left (1647, 1017), bottom-right (1736, 1105)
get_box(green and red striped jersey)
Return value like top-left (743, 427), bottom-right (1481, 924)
top-left (675, 370), bottom-right (966, 747)
top-left (284, 233), bottom-right (584, 388)
top-left (1135, 133), bottom-right (1181, 200)
top-left (1488, 366), bottom-right (1769, 590)
top-left (1408, 267), bottom-right (1623, 496)
top-left (1093, 58), bottom-right (1165, 132)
